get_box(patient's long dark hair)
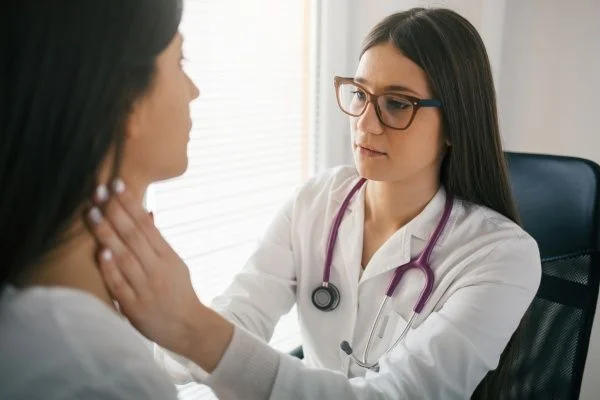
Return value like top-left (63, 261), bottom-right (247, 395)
top-left (0, 0), bottom-right (182, 288)
top-left (362, 8), bottom-right (524, 398)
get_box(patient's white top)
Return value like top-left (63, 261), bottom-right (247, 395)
top-left (0, 285), bottom-right (178, 400)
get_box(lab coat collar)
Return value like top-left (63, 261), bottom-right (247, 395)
top-left (326, 174), bottom-right (454, 282)
top-left (329, 171), bottom-right (363, 213)
top-left (330, 173), bottom-right (451, 243)
top-left (408, 185), bottom-right (452, 244)
top-left (324, 175), bottom-right (367, 290)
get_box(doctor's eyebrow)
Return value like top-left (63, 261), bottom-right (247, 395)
top-left (354, 77), bottom-right (422, 97)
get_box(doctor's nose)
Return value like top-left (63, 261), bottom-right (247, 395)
top-left (356, 102), bottom-right (384, 135)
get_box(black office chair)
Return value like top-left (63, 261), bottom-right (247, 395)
top-left (475, 152), bottom-right (600, 399)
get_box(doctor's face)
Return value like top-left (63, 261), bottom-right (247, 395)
top-left (349, 42), bottom-right (445, 184)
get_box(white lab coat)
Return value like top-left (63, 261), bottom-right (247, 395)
top-left (155, 166), bottom-right (542, 399)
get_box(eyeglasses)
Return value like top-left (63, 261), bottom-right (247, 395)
top-left (334, 76), bottom-right (442, 130)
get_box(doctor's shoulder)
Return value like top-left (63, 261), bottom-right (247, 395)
top-left (291, 165), bottom-right (359, 210)
top-left (451, 198), bottom-right (542, 289)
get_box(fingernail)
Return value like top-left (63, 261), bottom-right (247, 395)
top-left (95, 184), bottom-right (109, 203)
top-left (100, 248), bottom-right (113, 262)
top-left (88, 207), bottom-right (103, 224)
top-left (112, 178), bottom-right (125, 194)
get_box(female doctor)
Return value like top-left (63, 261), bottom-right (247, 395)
top-left (88, 7), bottom-right (541, 399)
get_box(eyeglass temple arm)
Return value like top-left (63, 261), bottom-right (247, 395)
top-left (417, 99), bottom-right (442, 108)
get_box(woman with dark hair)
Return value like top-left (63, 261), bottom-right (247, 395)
top-left (0, 0), bottom-right (198, 398)
top-left (87, 7), bottom-right (540, 399)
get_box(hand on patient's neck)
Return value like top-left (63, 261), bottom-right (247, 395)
top-left (25, 179), bottom-right (148, 311)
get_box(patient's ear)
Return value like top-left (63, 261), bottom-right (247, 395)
top-left (124, 98), bottom-right (149, 140)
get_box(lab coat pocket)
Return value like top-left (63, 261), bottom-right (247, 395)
top-left (390, 309), bottom-right (410, 339)
top-left (392, 298), bottom-right (430, 331)
top-left (369, 309), bottom-right (409, 359)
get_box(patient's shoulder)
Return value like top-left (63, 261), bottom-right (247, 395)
top-left (0, 286), bottom-right (177, 399)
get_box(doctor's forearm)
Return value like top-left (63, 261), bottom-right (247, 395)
top-left (184, 304), bottom-right (235, 373)
top-left (183, 312), bottom-right (279, 399)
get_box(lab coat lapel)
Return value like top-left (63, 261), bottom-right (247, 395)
top-left (336, 187), bottom-right (365, 288)
top-left (360, 226), bottom-right (411, 282)
top-left (409, 187), bottom-right (452, 245)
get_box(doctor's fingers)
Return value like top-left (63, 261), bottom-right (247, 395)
top-left (94, 181), bottom-right (161, 272)
top-left (104, 179), bottom-right (167, 254)
top-left (87, 206), bottom-right (148, 301)
top-left (97, 247), bottom-right (137, 307)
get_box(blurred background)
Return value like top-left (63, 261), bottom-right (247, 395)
top-left (144, 1), bottom-right (600, 398)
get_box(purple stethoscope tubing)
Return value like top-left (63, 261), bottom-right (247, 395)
top-left (319, 178), bottom-right (453, 312)
top-left (312, 177), bottom-right (454, 369)
top-left (322, 178), bottom-right (367, 284)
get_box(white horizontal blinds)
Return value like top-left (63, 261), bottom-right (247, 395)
top-left (150, 1), bottom-right (313, 399)
top-left (310, 0), bottom-right (323, 173)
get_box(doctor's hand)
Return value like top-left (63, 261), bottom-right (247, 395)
top-left (86, 179), bottom-right (233, 372)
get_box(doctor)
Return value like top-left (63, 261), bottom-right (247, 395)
top-left (88, 7), bottom-right (541, 399)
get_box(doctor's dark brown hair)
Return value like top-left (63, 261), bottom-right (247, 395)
top-left (362, 8), bottom-right (519, 225)
top-left (0, 0), bottom-right (182, 289)
top-left (362, 8), bottom-right (523, 398)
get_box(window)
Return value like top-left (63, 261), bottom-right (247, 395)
top-left (147, 1), bottom-right (318, 398)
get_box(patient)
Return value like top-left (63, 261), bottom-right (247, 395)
top-left (0, 0), bottom-right (199, 398)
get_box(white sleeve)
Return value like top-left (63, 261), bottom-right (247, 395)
top-left (204, 234), bottom-right (541, 399)
top-left (154, 197), bottom-right (298, 385)
top-left (154, 344), bottom-right (209, 385)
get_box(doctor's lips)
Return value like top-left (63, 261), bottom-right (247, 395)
top-left (356, 143), bottom-right (387, 157)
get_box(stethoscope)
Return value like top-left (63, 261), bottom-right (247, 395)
top-left (311, 178), bottom-right (454, 371)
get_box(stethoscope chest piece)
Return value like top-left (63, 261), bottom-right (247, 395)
top-left (312, 283), bottom-right (340, 311)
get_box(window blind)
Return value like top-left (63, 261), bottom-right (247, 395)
top-left (148, 1), bottom-right (317, 398)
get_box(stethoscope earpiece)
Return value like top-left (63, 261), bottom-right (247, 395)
top-left (311, 283), bottom-right (340, 311)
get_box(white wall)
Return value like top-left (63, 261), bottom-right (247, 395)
top-left (498, 0), bottom-right (600, 162)
top-left (320, 0), bottom-right (600, 397)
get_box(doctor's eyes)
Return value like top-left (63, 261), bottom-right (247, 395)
top-left (350, 90), bottom-right (412, 112)
top-left (351, 90), bottom-right (367, 102)
top-left (384, 97), bottom-right (412, 111)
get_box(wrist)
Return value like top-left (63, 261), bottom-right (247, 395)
top-left (185, 303), bottom-right (234, 373)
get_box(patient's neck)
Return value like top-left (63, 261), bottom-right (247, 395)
top-left (25, 181), bottom-right (147, 310)
top-left (26, 222), bottom-right (116, 308)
